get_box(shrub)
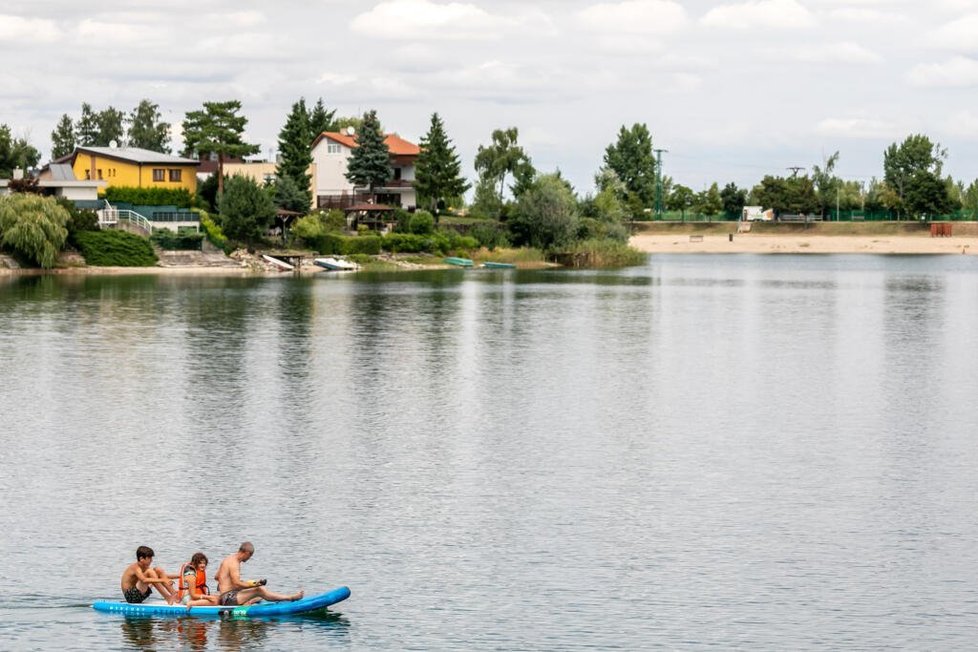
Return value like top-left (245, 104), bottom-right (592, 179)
top-left (393, 207), bottom-right (412, 232)
top-left (345, 234), bottom-right (382, 255)
top-left (105, 186), bottom-right (194, 208)
top-left (218, 174), bottom-right (275, 243)
top-left (509, 174), bottom-right (580, 250)
top-left (0, 194), bottom-right (70, 268)
top-left (322, 209), bottom-right (346, 232)
top-left (151, 229), bottom-right (204, 250)
top-left (75, 230), bottom-right (158, 266)
top-left (576, 217), bottom-right (630, 243)
top-left (55, 197), bottom-right (99, 247)
top-left (408, 210), bottom-right (435, 235)
top-left (291, 214), bottom-right (326, 244)
top-left (468, 222), bottom-right (509, 250)
top-left (199, 212), bottom-right (230, 253)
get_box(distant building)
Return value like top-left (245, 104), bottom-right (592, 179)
top-left (56, 146), bottom-right (200, 194)
top-left (0, 164), bottom-right (105, 208)
top-left (311, 128), bottom-right (419, 210)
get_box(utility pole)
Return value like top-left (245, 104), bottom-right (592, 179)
top-left (654, 148), bottom-right (668, 219)
top-left (787, 166), bottom-right (805, 177)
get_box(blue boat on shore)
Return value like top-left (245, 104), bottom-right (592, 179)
top-left (482, 261), bottom-right (516, 269)
top-left (444, 257), bottom-right (474, 268)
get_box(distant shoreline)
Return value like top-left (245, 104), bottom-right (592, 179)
top-left (629, 233), bottom-right (977, 255)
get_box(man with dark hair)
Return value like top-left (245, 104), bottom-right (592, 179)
top-left (120, 546), bottom-right (178, 604)
top-left (215, 541), bottom-right (303, 606)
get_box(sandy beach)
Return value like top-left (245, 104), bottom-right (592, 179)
top-left (630, 233), bottom-right (978, 255)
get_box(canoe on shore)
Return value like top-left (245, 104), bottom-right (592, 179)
top-left (481, 261), bottom-right (516, 269)
top-left (92, 586), bottom-right (350, 618)
top-left (444, 257), bottom-right (474, 267)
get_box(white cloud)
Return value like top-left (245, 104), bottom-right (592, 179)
top-left (0, 14), bottom-right (61, 43)
top-left (788, 42), bottom-right (884, 64)
top-left (925, 13), bottom-right (978, 53)
top-left (908, 56), bottom-right (978, 87)
top-left (827, 8), bottom-right (909, 24)
top-left (701, 0), bottom-right (816, 29)
top-left (816, 116), bottom-right (901, 139)
top-left (350, 0), bottom-right (534, 40)
top-left (943, 110), bottom-right (978, 138)
top-left (575, 0), bottom-right (687, 35)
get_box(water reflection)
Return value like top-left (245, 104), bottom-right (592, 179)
top-left (118, 613), bottom-right (349, 651)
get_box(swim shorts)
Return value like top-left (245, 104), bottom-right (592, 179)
top-left (123, 586), bottom-right (152, 604)
top-left (219, 591), bottom-right (239, 606)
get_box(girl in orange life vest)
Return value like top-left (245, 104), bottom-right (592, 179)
top-left (178, 552), bottom-right (220, 606)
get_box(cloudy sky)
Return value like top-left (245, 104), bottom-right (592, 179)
top-left (4, 0), bottom-right (978, 193)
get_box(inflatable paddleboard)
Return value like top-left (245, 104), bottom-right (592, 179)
top-left (92, 586), bottom-right (350, 618)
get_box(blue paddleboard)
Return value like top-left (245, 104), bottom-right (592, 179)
top-left (92, 586), bottom-right (350, 618)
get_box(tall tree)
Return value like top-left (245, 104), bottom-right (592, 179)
top-left (508, 173), bottom-right (579, 250)
top-left (218, 174), bottom-right (275, 243)
top-left (0, 125), bottom-right (41, 177)
top-left (962, 179), bottom-right (978, 219)
top-left (603, 123), bottom-right (656, 211)
top-left (413, 113), bottom-right (469, 218)
top-left (308, 97), bottom-right (337, 136)
top-left (96, 107), bottom-right (126, 147)
top-left (696, 182), bottom-right (723, 217)
top-left (474, 127), bottom-right (531, 203)
top-left (883, 134), bottom-right (947, 218)
top-left (344, 110), bottom-right (391, 201)
top-left (181, 100), bottom-right (260, 194)
top-left (720, 182), bottom-right (747, 220)
top-left (127, 99), bottom-right (171, 152)
top-left (667, 184), bottom-right (696, 220)
top-left (50, 114), bottom-right (76, 159)
top-left (276, 98), bottom-right (313, 208)
top-left (811, 151), bottom-right (840, 219)
top-left (76, 103), bottom-right (100, 146)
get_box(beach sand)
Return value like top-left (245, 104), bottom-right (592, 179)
top-left (630, 233), bottom-right (978, 255)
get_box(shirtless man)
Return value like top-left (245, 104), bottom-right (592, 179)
top-left (214, 541), bottom-right (303, 606)
top-left (120, 546), bottom-right (178, 604)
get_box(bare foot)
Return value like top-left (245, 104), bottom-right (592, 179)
top-left (291, 591), bottom-right (304, 602)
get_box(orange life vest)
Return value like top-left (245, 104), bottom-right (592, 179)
top-left (176, 562), bottom-right (208, 601)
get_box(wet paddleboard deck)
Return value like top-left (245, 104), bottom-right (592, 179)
top-left (92, 586), bottom-right (350, 618)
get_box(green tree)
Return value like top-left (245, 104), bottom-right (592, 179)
top-left (811, 151), bottom-right (840, 219)
top-left (0, 194), bottom-right (69, 268)
top-left (50, 114), bottom-right (76, 159)
top-left (750, 175), bottom-right (818, 216)
top-left (603, 123), bottom-right (656, 212)
top-left (962, 179), bottom-right (978, 219)
top-left (97, 107), bottom-right (126, 147)
top-left (883, 134), bottom-right (947, 218)
top-left (334, 115), bottom-right (366, 133)
top-left (470, 177), bottom-right (504, 218)
top-left (76, 103), bottom-right (100, 146)
top-left (218, 174), bottom-right (275, 243)
top-left (667, 184), bottom-right (695, 220)
top-left (127, 99), bottom-right (171, 152)
top-left (344, 110), bottom-right (391, 201)
top-left (182, 101), bottom-right (260, 194)
top-left (0, 125), bottom-right (41, 177)
top-left (276, 98), bottom-right (313, 208)
top-left (414, 113), bottom-right (469, 218)
top-left (720, 182), bottom-right (747, 220)
top-left (308, 98), bottom-right (337, 136)
top-left (270, 174), bottom-right (309, 214)
top-left (696, 182), bottom-right (723, 218)
top-left (474, 127), bottom-right (532, 203)
top-left (508, 173), bottom-right (579, 250)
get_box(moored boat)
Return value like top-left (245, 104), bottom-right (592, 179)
top-left (262, 254), bottom-right (294, 271)
top-left (482, 261), bottom-right (516, 269)
top-left (444, 257), bottom-right (474, 267)
top-left (314, 257), bottom-right (360, 271)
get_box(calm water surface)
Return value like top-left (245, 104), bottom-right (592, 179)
top-left (1, 255), bottom-right (977, 650)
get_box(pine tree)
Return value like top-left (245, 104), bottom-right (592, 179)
top-left (275, 98), bottom-right (313, 209)
top-left (344, 110), bottom-right (391, 201)
top-left (50, 114), bottom-right (76, 159)
top-left (308, 98), bottom-right (337, 137)
top-left (181, 100), bottom-right (260, 194)
top-left (127, 99), bottom-right (171, 152)
top-left (414, 113), bottom-right (470, 218)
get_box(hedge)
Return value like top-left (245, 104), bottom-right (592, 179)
top-left (104, 186), bottom-right (194, 209)
top-left (151, 229), bottom-right (204, 251)
top-left (75, 230), bottom-right (158, 266)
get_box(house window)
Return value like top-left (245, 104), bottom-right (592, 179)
top-left (152, 168), bottom-right (165, 182)
top-left (84, 170), bottom-right (91, 180)
top-left (169, 169), bottom-right (182, 182)
top-left (327, 143), bottom-right (341, 154)
top-left (393, 167), bottom-right (402, 180)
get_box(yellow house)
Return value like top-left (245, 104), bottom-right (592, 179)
top-left (63, 146), bottom-right (200, 194)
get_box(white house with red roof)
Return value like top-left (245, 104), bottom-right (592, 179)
top-left (311, 127), bottom-right (420, 210)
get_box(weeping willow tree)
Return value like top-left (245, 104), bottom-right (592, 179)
top-left (0, 194), bottom-right (70, 268)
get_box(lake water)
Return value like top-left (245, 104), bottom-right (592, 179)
top-left (1, 255), bottom-right (977, 650)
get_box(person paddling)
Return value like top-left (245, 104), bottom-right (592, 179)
top-left (214, 541), bottom-right (303, 606)
top-left (177, 552), bottom-right (219, 607)
top-left (120, 546), bottom-right (178, 604)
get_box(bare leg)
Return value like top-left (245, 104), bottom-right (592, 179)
top-left (150, 567), bottom-right (177, 604)
top-left (231, 586), bottom-right (303, 604)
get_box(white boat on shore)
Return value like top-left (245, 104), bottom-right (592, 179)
top-left (314, 257), bottom-right (360, 272)
top-left (262, 254), bottom-right (294, 271)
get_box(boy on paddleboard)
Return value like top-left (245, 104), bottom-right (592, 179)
top-left (120, 546), bottom-right (178, 604)
top-left (214, 541), bottom-right (303, 606)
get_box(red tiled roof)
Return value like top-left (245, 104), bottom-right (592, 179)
top-left (314, 132), bottom-right (420, 156)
